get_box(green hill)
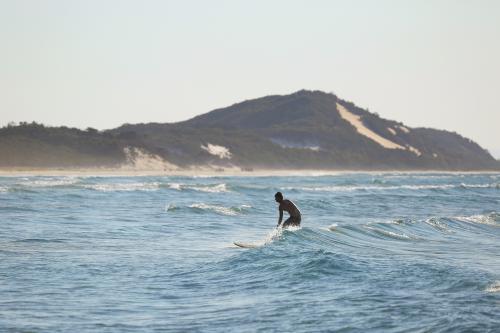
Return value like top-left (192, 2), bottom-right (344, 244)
top-left (1, 91), bottom-right (499, 171)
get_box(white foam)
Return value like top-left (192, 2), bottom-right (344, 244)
top-left (165, 203), bottom-right (177, 212)
top-left (400, 184), bottom-right (455, 190)
top-left (424, 218), bottom-right (450, 232)
top-left (166, 182), bottom-right (229, 193)
top-left (168, 183), bottom-right (183, 190)
top-left (460, 183), bottom-right (500, 189)
top-left (485, 281), bottom-right (500, 293)
top-left (189, 203), bottom-right (239, 216)
top-left (285, 184), bottom-right (458, 192)
top-left (383, 174), bottom-right (453, 180)
top-left (20, 178), bottom-right (79, 187)
top-left (364, 226), bottom-right (412, 240)
top-left (189, 183), bottom-right (229, 193)
top-left (288, 183), bottom-right (499, 192)
top-left (455, 213), bottom-right (498, 226)
top-left (236, 225), bottom-right (300, 248)
top-left (0, 186), bottom-right (8, 193)
top-left (261, 226), bottom-right (286, 245)
top-left (83, 182), bottom-right (159, 192)
top-left (327, 223), bottom-right (338, 231)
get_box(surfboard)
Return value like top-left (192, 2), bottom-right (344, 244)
top-left (233, 241), bottom-right (259, 248)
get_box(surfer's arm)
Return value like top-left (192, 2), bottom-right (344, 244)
top-left (277, 209), bottom-right (283, 227)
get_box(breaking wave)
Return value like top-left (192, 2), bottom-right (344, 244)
top-left (82, 182), bottom-right (160, 192)
top-left (261, 212), bottom-right (500, 251)
top-left (363, 225), bottom-right (415, 240)
top-left (166, 203), bottom-right (252, 216)
top-left (283, 183), bottom-right (499, 192)
top-left (485, 281), bottom-right (500, 293)
top-left (19, 178), bottom-right (81, 188)
top-left (454, 212), bottom-right (499, 226)
top-left (166, 183), bottom-right (229, 193)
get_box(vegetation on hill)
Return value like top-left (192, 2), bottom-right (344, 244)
top-left (1, 91), bottom-right (499, 170)
top-left (0, 122), bottom-right (126, 168)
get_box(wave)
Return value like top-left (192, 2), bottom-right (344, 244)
top-left (189, 203), bottom-right (238, 216)
top-left (166, 203), bottom-right (252, 216)
top-left (168, 183), bottom-right (183, 190)
top-left (188, 184), bottom-right (229, 193)
top-left (4, 177), bottom-right (497, 195)
top-left (82, 182), bottom-right (160, 192)
top-left (363, 225), bottom-right (415, 241)
top-left (5, 179), bottom-right (229, 193)
top-left (205, 181), bottom-right (500, 194)
top-left (281, 183), bottom-right (499, 192)
top-left (424, 217), bottom-right (451, 232)
top-left (281, 213), bottom-right (500, 252)
top-left (166, 183), bottom-right (229, 193)
top-left (19, 178), bottom-right (81, 188)
top-left (382, 174), bottom-right (456, 180)
top-left (233, 212), bottom-right (498, 253)
top-left (454, 212), bottom-right (499, 226)
top-left (485, 281), bottom-right (500, 293)
top-left (460, 183), bottom-right (500, 189)
top-left (232, 225), bottom-right (301, 249)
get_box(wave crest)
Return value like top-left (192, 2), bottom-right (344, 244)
top-left (455, 212), bottom-right (499, 226)
top-left (19, 178), bottom-right (80, 188)
top-left (485, 281), bottom-right (500, 293)
top-left (83, 182), bottom-right (160, 192)
top-left (166, 183), bottom-right (229, 193)
top-left (166, 203), bottom-right (252, 216)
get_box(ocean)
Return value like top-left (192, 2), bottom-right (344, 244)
top-left (1, 173), bottom-right (499, 332)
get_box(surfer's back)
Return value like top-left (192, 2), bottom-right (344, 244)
top-left (280, 199), bottom-right (301, 218)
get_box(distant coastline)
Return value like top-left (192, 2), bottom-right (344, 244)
top-left (1, 167), bottom-right (499, 178)
top-left (2, 91), bottom-right (499, 172)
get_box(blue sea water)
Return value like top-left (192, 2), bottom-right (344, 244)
top-left (1, 172), bottom-right (499, 332)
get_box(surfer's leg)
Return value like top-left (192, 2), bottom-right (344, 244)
top-left (282, 217), bottom-right (292, 228)
top-left (282, 216), bottom-right (300, 228)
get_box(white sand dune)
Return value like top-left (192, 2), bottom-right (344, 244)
top-left (337, 103), bottom-right (406, 150)
top-left (397, 125), bottom-right (411, 133)
top-left (122, 147), bottom-right (178, 171)
top-left (201, 143), bottom-right (232, 159)
top-left (337, 103), bottom-right (421, 156)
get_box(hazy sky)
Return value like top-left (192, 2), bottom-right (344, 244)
top-left (1, 0), bottom-right (499, 157)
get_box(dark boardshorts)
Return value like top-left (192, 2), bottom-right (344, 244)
top-left (282, 215), bottom-right (301, 228)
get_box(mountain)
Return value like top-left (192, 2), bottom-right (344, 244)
top-left (0, 123), bottom-right (127, 168)
top-left (1, 90), bottom-right (499, 171)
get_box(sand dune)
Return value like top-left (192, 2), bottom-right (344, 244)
top-left (337, 103), bottom-right (421, 156)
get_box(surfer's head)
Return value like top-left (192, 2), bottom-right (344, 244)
top-left (274, 192), bottom-right (283, 203)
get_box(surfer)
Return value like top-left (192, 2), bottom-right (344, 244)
top-left (275, 192), bottom-right (301, 228)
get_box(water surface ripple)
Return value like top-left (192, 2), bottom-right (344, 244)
top-left (1, 173), bottom-right (499, 332)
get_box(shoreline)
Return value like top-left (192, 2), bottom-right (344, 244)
top-left (0, 167), bottom-right (498, 177)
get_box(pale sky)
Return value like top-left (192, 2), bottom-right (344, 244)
top-left (1, 0), bottom-right (499, 157)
